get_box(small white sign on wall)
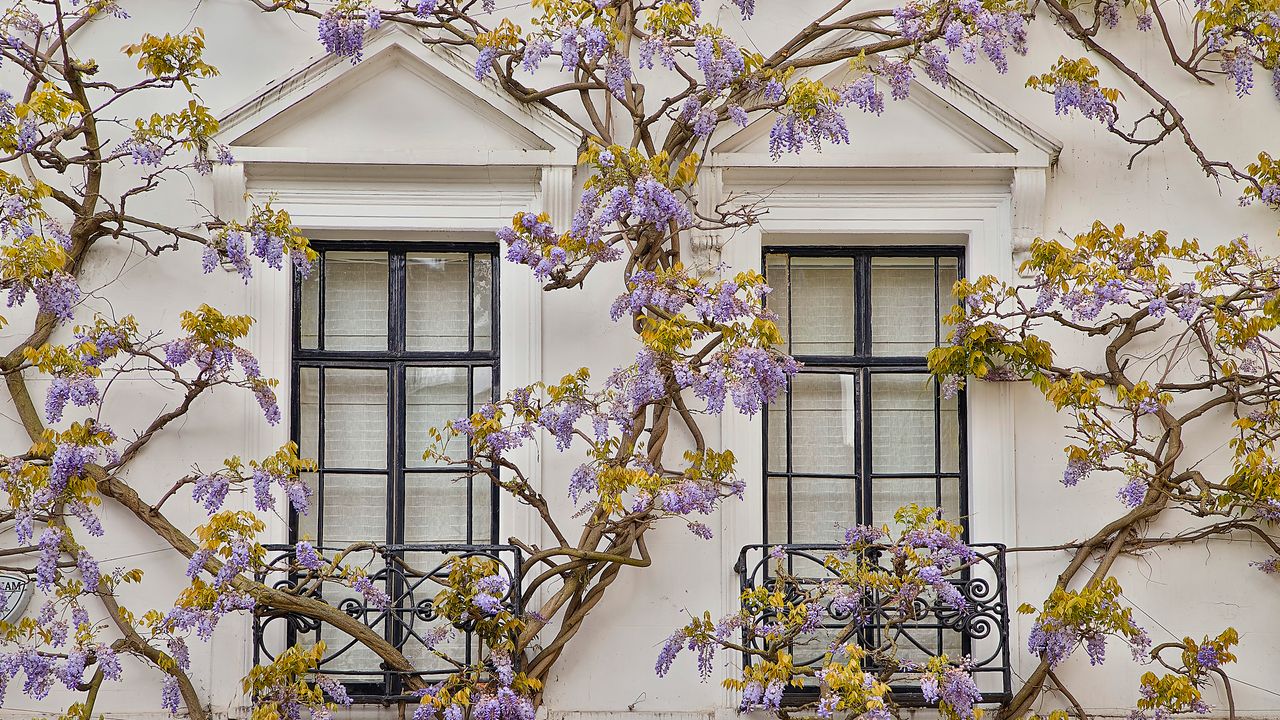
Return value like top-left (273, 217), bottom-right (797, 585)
top-left (1, 571), bottom-right (32, 624)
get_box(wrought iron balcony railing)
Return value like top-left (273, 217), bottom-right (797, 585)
top-left (735, 543), bottom-right (1012, 708)
top-left (252, 543), bottom-right (522, 703)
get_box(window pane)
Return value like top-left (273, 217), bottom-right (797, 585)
top-left (320, 473), bottom-right (388, 546)
top-left (473, 366), bottom-right (493, 405)
top-left (941, 390), bottom-right (960, 474)
top-left (765, 475), bottom-right (789, 544)
top-left (474, 255), bottom-right (493, 352)
top-left (871, 256), bottom-right (937, 356)
top-left (789, 476), bottom-right (858, 543)
top-left (941, 477), bottom-right (962, 522)
top-left (300, 271), bottom-right (319, 349)
top-left (323, 369), bottom-right (388, 468)
top-left (298, 368), bottom-right (320, 461)
top-left (323, 252), bottom-right (388, 351)
top-left (870, 477), bottom-right (962, 531)
top-left (789, 257), bottom-right (855, 355)
top-left (471, 474), bottom-right (493, 543)
top-left (404, 473), bottom-right (475, 543)
top-left (407, 253), bottom-right (469, 352)
top-left (789, 373), bottom-right (858, 474)
top-left (938, 257), bottom-right (959, 345)
top-left (871, 373), bottom-right (935, 474)
top-left (296, 471), bottom-right (319, 541)
top-left (405, 367), bottom-right (469, 468)
top-left (765, 254), bottom-right (790, 351)
top-left (870, 477), bottom-right (937, 531)
top-left (766, 475), bottom-right (859, 546)
top-left (766, 390), bottom-right (788, 473)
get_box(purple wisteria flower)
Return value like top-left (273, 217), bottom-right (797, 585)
top-left (318, 8), bottom-right (365, 62)
top-left (1117, 478), bottom-right (1148, 508)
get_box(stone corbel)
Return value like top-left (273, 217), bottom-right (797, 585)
top-left (540, 164), bottom-right (576, 224)
top-left (689, 167), bottom-right (724, 271)
top-left (211, 162), bottom-right (248, 223)
top-left (1010, 166), bottom-right (1048, 276)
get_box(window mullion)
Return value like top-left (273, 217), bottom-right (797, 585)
top-left (859, 367), bottom-right (873, 527)
top-left (391, 361), bottom-right (404, 546)
top-left (317, 251), bottom-right (327, 352)
top-left (855, 253), bottom-right (871, 357)
top-left (468, 252), bottom-right (476, 353)
top-left (390, 252), bottom-right (407, 354)
top-left (389, 252), bottom-right (406, 550)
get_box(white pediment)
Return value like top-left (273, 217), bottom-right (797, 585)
top-left (215, 24), bottom-right (582, 166)
top-left (712, 61), bottom-right (1060, 169)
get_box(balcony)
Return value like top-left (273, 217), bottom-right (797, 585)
top-left (734, 543), bottom-right (1012, 707)
top-left (252, 543), bottom-right (523, 703)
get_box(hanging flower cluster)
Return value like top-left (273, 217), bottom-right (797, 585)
top-left (1026, 57), bottom-right (1122, 125)
top-left (0, 181), bottom-right (80, 323)
top-left (162, 304), bottom-right (282, 424)
top-left (1126, 628), bottom-right (1240, 719)
top-left (241, 643), bottom-right (354, 720)
top-left (1021, 578), bottom-right (1152, 668)
top-left (201, 203), bottom-right (316, 281)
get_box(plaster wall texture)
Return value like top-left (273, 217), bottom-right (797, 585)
top-left (1, 0), bottom-right (1278, 718)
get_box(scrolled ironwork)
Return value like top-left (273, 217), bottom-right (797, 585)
top-left (735, 543), bottom-right (1012, 708)
top-left (252, 543), bottom-right (522, 703)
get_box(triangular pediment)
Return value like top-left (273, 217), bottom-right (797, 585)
top-left (713, 58), bottom-right (1059, 168)
top-left (216, 25), bottom-right (581, 164)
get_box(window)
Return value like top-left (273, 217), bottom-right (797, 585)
top-left (762, 247), bottom-right (966, 543)
top-left (292, 242), bottom-right (499, 549)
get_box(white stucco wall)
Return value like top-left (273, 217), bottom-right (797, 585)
top-left (2, 0), bottom-right (1279, 718)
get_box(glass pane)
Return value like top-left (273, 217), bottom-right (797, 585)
top-left (941, 390), bottom-right (960, 474)
top-left (766, 475), bottom-right (859, 545)
top-left (765, 475), bottom-right (790, 545)
top-left (765, 254), bottom-right (790, 351)
top-left (790, 373), bottom-right (858, 474)
top-left (405, 367), bottom-right (469, 468)
top-left (404, 473), bottom-right (475, 543)
top-left (872, 256), bottom-right (937, 356)
top-left (789, 476), bottom-right (858, 544)
top-left (938, 257), bottom-right (960, 345)
top-left (473, 366), bottom-right (493, 405)
top-left (407, 253), bottom-right (470, 352)
top-left (323, 252), bottom-right (388, 351)
top-left (300, 271), bottom-right (320, 349)
top-left (321, 473), bottom-right (388, 546)
top-left (870, 477), bottom-right (937, 531)
top-left (871, 373), bottom-right (935, 474)
top-left (789, 257), bottom-right (855, 355)
top-left (471, 475), bottom-right (493, 543)
top-left (473, 255), bottom-right (493, 352)
top-left (941, 477), bottom-right (962, 523)
top-left (323, 369), bottom-right (388, 469)
top-left (766, 390), bottom-right (788, 473)
top-left (298, 368), bottom-right (320, 461)
top-left (296, 472), bottom-right (320, 541)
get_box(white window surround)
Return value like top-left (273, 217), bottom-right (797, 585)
top-left (706, 179), bottom-right (1025, 715)
top-left (208, 24), bottom-right (584, 554)
top-left (702, 67), bottom-right (1061, 704)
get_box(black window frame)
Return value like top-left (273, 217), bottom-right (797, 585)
top-left (761, 245), bottom-right (969, 541)
top-left (289, 239), bottom-right (501, 547)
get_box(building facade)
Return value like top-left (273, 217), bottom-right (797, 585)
top-left (1, 1), bottom-right (1278, 719)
